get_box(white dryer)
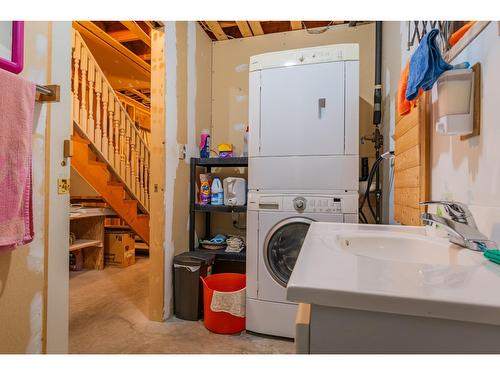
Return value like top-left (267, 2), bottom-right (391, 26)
top-left (248, 43), bottom-right (359, 192)
top-left (246, 191), bottom-right (358, 338)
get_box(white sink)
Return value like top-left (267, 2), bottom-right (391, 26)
top-left (337, 232), bottom-right (479, 266)
top-left (286, 223), bottom-right (500, 328)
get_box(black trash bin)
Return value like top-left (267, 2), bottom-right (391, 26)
top-left (173, 251), bottom-right (215, 321)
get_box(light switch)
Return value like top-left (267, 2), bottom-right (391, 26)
top-left (58, 178), bottom-right (70, 194)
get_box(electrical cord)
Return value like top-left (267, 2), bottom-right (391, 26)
top-left (359, 151), bottom-right (394, 224)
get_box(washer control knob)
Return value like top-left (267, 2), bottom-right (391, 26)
top-left (293, 197), bottom-right (307, 212)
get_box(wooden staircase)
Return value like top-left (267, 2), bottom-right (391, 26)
top-left (72, 134), bottom-right (149, 243)
top-left (71, 29), bottom-right (150, 244)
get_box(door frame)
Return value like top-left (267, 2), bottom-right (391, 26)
top-left (43, 21), bottom-right (72, 353)
top-left (149, 26), bottom-right (166, 321)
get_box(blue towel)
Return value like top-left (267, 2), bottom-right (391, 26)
top-left (406, 29), bottom-right (453, 100)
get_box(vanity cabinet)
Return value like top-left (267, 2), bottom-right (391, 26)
top-left (296, 303), bottom-right (500, 354)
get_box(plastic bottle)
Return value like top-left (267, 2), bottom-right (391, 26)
top-left (199, 174), bottom-right (211, 205)
top-left (211, 177), bottom-right (223, 205)
top-left (200, 129), bottom-right (210, 158)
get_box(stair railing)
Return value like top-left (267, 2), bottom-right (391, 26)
top-left (71, 29), bottom-right (150, 213)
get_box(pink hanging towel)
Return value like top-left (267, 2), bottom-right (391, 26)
top-left (0, 69), bottom-right (36, 251)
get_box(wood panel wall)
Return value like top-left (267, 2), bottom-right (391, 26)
top-left (394, 92), bottom-right (430, 225)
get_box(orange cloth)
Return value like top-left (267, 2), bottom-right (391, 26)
top-left (397, 62), bottom-right (419, 117)
top-left (449, 21), bottom-right (476, 46)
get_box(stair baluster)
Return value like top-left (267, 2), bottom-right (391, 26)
top-left (94, 71), bottom-right (102, 152)
top-left (88, 58), bottom-right (95, 142)
top-left (119, 108), bottom-right (126, 178)
top-left (79, 46), bottom-right (88, 134)
top-left (72, 34), bottom-right (81, 127)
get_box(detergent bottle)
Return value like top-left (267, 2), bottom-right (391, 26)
top-left (199, 174), bottom-right (211, 205)
top-left (199, 129), bottom-right (210, 158)
top-left (211, 177), bottom-right (223, 205)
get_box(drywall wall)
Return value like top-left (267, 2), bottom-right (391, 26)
top-left (211, 23), bottom-right (376, 162)
top-left (382, 21), bottom-right (500, 245)
top-left (430, 22), bottom-right (500, 245)
top-left (163, 21), bottom-right (212, 317)
top-left (0, 21), bottom-right (66, 354)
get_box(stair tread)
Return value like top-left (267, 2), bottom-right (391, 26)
top-left (107, 181), bottom-right (123, 186)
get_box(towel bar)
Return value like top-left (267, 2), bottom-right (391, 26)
top-left (35, 84), bottom-right (60, 103)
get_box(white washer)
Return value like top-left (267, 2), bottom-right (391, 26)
top-left (248, 44), bottom-right (359, 192)
top-left (246, 191), bottom-right (358, 338)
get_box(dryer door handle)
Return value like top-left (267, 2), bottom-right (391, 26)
top-left (318, 98), bottom-right (326, 119)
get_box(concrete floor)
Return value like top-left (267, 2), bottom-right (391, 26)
top-left (69, 256), bottom-right (294, 354)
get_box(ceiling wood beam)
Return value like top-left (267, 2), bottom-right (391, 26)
top-left (219, 21), bottom-right (237, 28)
top-left (205, 21), bottom-right (228, 40)
top-left (116, 91), bottom-right (151, 114)
top-left (138, 53), bottom-right (151, 61)
top-left (248, 21), bottom-right (264, 36)
top-left (236, 21), bottom-right (253, 37)
top-left (290, 21), bottom-right (303, 30)
top-left (107, 29), bottom-right (140, 43)
top-left (129, 89), bottom-right (151, 103)
top-left (120, 21), bottom-right (151, 47)
top-left (73, 21), bottom-right (151, 73)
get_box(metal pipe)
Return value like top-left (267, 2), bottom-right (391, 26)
top-left (373, 21), bottom-right (383, 224)
top-left (36, 84), bottom-right (53, 96)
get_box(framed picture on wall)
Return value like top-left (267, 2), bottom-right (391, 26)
top-left (0, 21), bottom-right (24, 74)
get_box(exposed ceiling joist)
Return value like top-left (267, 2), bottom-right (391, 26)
top-left (205, 21), bottom-right (228, 40)
top-left (248, 21), bottom-right (264, 36)
top-left (130, 89), bottom-right (151, 103)
top-left (236, 21), bottom-right (253, 37)
top-left (116, 91), bottom-right (151, 113)
top-left (120, 21), bottom-right (151, 47)
top-left (74, 21), bottom-right (151, 73)
top-left (138, 53), bottom-right (151, 61)
top-left (290, 21), bottom-right (303, 30)
top-left (107, 29), bottom-right (140, 43)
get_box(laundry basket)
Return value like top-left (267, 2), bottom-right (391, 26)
top-left (200, 273), bottom-right (246, 334)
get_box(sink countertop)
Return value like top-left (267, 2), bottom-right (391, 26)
top-left (286, 223), bottom-right (500, 326)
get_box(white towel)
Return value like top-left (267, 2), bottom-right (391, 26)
top-left (210, 287), bottom-right (246, 318)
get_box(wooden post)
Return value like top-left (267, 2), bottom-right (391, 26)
top-left (149, 27), bottom-right (166, 321)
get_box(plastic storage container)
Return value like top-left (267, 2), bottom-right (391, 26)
top-left (200, 273), bottom-right (246, 334)
top-left (173, 251), bottom-right (215, 321)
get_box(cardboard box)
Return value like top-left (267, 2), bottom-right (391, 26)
top-left (104, 230), bottom-right (135, 267)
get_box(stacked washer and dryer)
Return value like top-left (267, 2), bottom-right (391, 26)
top-left (246, 44), bottom-right (360, 338)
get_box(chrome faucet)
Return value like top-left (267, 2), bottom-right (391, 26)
top-left (419, 201), bottom-right (498, 252)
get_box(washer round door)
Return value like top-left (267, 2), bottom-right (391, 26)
top-left (263, 217), bottom-right (313, 287)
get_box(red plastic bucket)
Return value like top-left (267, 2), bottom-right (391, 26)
top-left (200, 273), bottom-right (246, 334)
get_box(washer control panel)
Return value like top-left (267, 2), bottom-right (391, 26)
top-left (248, 192), bottom-right (358, 214)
